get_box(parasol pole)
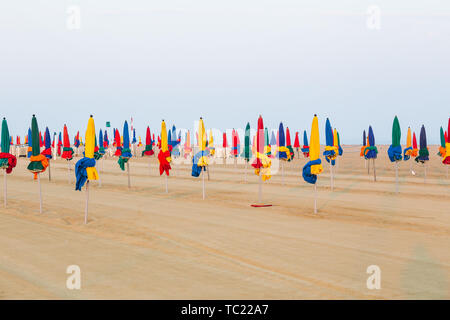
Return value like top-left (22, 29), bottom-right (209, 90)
top-left (330, 163), bottom-right (334, 191)
top-left (258, 171), bottom-right (262, 203)
top-left (395, 162), bottom-right (399, 193)
top-left (38, 173), bottom-right (42, 213)
top-left (165, 174), bottom-right (168, 193)
top-left (84, 180), bottom-right (89, 224)
top-left (424, 163), bottom-right (427, 183)
top-left (127, 161), bottom-right (131, 188)
top-left (373, 159), bottom-right (377, 182)
top-left (367, 158), bottom-right (370, 174)
top-left (97, 162), bottom-right (102, 187)
top-left (245, 161), bottom-right (247, 182)
top-left (314, 183), bottom-right (317, 214)
top-left (281, 161), bottom-right (285, 185)
top-left (67, 161), bottom-right (70, 184)
top-left (202, 168), bottom-right (205, 200)
top-left (48, 160), bottom-right (51, 181)
top-left (3, 169), bottom-right (7, 208)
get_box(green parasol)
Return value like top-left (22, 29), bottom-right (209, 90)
top-left (0, 118), bottom-right (11, 170)
top-left (392, 116), bottom-right (401, 147)
top-left (27, 115), bottom-right (44, 172)
top-left (264, 127), bottom-right (271, 157)
top-left (1, 118), bottom-right (10, 154)
top-left (243, 122), bottom-right (251, 162)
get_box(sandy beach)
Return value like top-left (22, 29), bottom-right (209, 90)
top-left (0, 145), bottom-right (449, 299)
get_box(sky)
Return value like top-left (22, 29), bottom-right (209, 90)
top-left (0, 0), bottom-right (449, 144)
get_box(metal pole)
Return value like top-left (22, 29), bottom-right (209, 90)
top-left (202, 169), bottom-right (205, 200)
top-left (373, 159), bottom-right (377, 182)
top-left (395, 162), bottom-right (399, 193)
top-left (4, 170), bottom-right (7, 208)
top-left (165, 174), bottom-right (168, 193)
top-left (330, 163), bottom-right (334, 191)
top-left (38, 174), bottom-right (42, 213)
top-left (314, 183), bottom-right (317, 214)
top-left (245, 161), bottom-right (247, 182)
top-left (127, 162), bottom-right (131, 188)
top-left (258, 171), bottom-right (262, 203)
top-left (67, 161), bottom-right (70, 184)
top-left (84, 181), bottom-right (89, 224)
top-left (424, 164), bottom-right (427, 183)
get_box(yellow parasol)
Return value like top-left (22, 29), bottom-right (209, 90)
top-left (85, 116), bottom-right (99, 181)
top-left (310, 115), bottom-right (323, 175)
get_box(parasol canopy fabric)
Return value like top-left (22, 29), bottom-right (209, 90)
top-left (192, 118), bottom-right (209, 177)
top-left (360, 130), bottom-right (366, 156)
top-left (443, 118), bottom-right (450, 164)
top-left (414, 125), bottom-right (429, 163)
top-left (293, 132), bottom-right (300, 149)
top-left (42, 127), bottom-right (52, 159)
top-left (303, 115), bottom-right (323, 184)
top-left (1, 118), bottom-right (10, 155)
top-left (184, 130), bottom-right (192, 157)
top-left (209, 129), bottom-right (215, 156)
top-left (0, 118), bottom-right (17, 174)
top-left (158, 120), bottom-right (172, 176)
top-left (337, 131), bottom-right (343, 156)
top-left (170, 125), bottom-right (181, 157)
top-left (438, 126), bottom-right (446, 157)
top-left (99, 129), bottom-right (105, 155)
top-left (132, 128), bottom-right (137, 144)
top-left (411, 132), bottom-right (418, 157)
top-left (27, 115), bottom-right (49, 178)
top-left (74, 131), bottom-right (80, 148)
top-left (243, 123), bottom-right (251, 161)
top-left (270, 131), bottom-right (276, 146)
top-left (222, 132), bottom-right (228, 148)
top-left (276, 122), bottom-right (290, 161)
top-left (114, 129), bottom-right (122, 156)
top-left (323, 118), bottom-right (338, 165)
top-left (27, 128), bottom-right (33, 158)
top-left (387, 116), bottom-right (403, 162)
top-left (61, 125), bottom-right (74, 160)
top-left (75, 115), bottom-right (99, 191)
top-left (39, 131), bottom-right (44, 148)
top-left (142, 126), bottom-right (154, 156)
top-left (286, 127), bottom-right (294, 161)
top-left (252, 116), bottom-right (271, 181)
top-left (403, 127), bottom-right (413, 160)
top-left (364, 126), bottom-right (378, 159)
top-left (264, 127), bottom-right (271, 157)
top-left (231, 129), bottom-right (240, 157)
top-left (104, 130), bottom-right (109, 148)
top-left (118, 121), bottom-right (132, 170)
top-left (301, 130), bottom-right (309, 157)
top-left (57, 132), bottom-right (62, 156)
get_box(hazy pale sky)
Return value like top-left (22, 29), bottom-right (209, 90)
top-left (0, 1), bottom-right (449, 144)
